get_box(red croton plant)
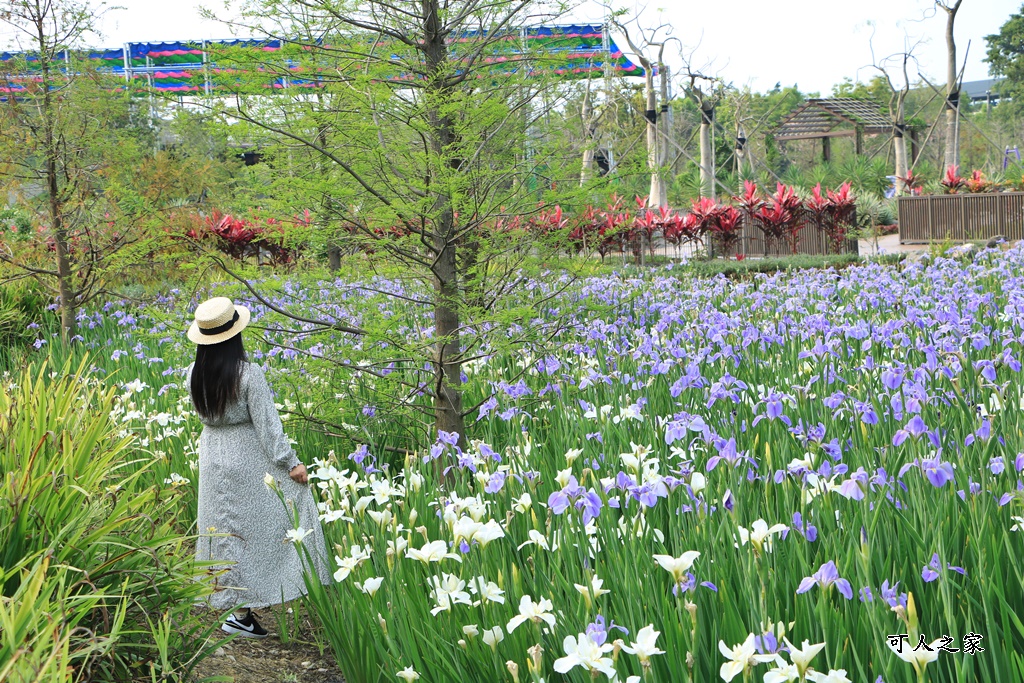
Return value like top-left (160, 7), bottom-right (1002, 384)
top-left (806, 183), bottom-right (856, 254)
top-left (752, 183), bottom-right (805, 255)
top-left (182, 210), bottom-right (305, 265)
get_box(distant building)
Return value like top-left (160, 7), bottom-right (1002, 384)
top-left (962, 79), bottom-right (1004, 105)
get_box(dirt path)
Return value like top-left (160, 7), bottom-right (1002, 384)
top-left (191, 602), bottom-right (344, 683)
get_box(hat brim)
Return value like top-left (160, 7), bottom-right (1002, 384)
top-left (187, 305), bottom-right (251, 345)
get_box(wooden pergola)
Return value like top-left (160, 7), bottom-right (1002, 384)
top-left (772, 98), bottom-right (908, 162)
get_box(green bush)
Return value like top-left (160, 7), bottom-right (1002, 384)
top-left (0, 279), bottom-right (52, 359)
top-left (0, 207), bottom-right (33, 241)
top-left (680, 253), bottom-right (862, 279)
top-left (0, 360), bottom-right (224, 682)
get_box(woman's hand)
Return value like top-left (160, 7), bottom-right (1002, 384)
top-left (289, 463), bottom-right (308, 485)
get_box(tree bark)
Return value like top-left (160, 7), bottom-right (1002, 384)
top-left (644, 65), bottom-right (664, 207)
top-left (656, 62), bottom-right (670, 208)
top-left (893, 91), bottom-right (909, 195)
top-left (699, 102), bottom-right (715, 199)
top-left (421, 0), bottom-right (466, 444)
top-left (36, 16), bottom-right (76, 339)
top-left (941, 0), bottom-right (963, 171)
top-left (893, 130), bottom-right (908, 195)
top-left (580, 86), bottom-right (595, 186)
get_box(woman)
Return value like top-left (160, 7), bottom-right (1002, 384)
top-left (187, 296), bottom-right (330, 638)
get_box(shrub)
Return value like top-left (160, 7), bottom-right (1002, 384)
top-left (681, 253), bottom-right (861, 279)
top-left (0, 360), bottom-right (223, 682)
top-left (0, 279), bottom-right (52, 354)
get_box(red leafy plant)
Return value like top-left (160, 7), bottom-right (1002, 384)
top-left (183, 210), bottom-right (298, 265)
top-left (806, 183), bottom-right (855, 254)
top-left (896, 170), bottom-right (922, 196)
top-left (965, 170), bottom-right (993, 194)
top-left (754, 183), bottom-right (804, 255)
top-left (683, 197), bottom-right (744, 257)
top-left (566, 196), bottom-right (628, 260)
top-left (940, 165), bottom-right (965, 194)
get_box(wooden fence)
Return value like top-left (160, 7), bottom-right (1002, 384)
top-left (898, 192), bottom-right (1024, 244)
top-left (732, 214), bottom-right (859, 257)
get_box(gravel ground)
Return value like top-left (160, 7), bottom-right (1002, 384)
top-left (191, 602), bottom-right (344, 683)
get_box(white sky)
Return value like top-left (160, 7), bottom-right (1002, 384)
top-left (2, 0), bottom-right (1016, 95)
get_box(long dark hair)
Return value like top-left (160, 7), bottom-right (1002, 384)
top-left (191, 333), bottom-right (248, 419)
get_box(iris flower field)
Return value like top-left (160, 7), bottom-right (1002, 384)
top-left (34, 249), bottom-right (1024, 683)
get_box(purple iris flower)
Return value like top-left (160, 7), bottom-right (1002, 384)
top-left (706, 438), bottom-right (752, 471)
top-left (437, 430), bottom-right (460, 446)
top-left (796, 560), bottom-right (853, 600)
top-left (879, 580), bottom-right (907, 609)
top-left (484, 471), bottom-right (506, 494)
top-left (548, 489), bottom-right (571, 515)
top-left (586, 616), bottom-right (627, 646)
top-left (836, 467), bottom-right (869, 500)
top-left (664, 420), bottom-right (689, 445)
top-left (881, 367), bottom-right (905, 391)
top-left (576, 490), bottom-right (604, 524)
top-left (854, 400), bottom-right (879, 425)
top-left (478, 444), bottom-right (501, 464)
top-left (921, 455), bottom-right (955, 488)
top-left (349, 444), bottom-right (370, 465)
top-left (477, 396), bottom-right (498, 420)
top-left (792, 512), bottom-right (818, 542)
top-left (823, 391), bottom-right (846, 410)
top-left (549, 476), bottom-right (603, 522)
top-left (672, 572), bottom-right (717, 597)
top-left (974, 360), bottom-right (998, 383)
top-left (754, 631), bottom-right (783, 654)
top-left (892, 415), bottom-right (929, 447)
top-left (964, 419), bottom-right (992, 447)
top-left (922, 553), bottom-right (966, 583)
top-left (753, 390), bottom-right (792, 427)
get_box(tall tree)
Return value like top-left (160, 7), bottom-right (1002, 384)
top-left (0, 0), bottom-right (100, 338)
top-left (0, 0), bottom-right (209, 338)
top-left (867, 31), bottom-right (919, 196)
top-left (611, 17), bottom-right (670, 207)
top-left (985, 5), bottom-right (1024, 110)
top-left (936, 0), bottom-right (963, 170)
top-left (683, 69), bottom-right (723, 199)
top-left (204, 0), bottom-right (583, 445)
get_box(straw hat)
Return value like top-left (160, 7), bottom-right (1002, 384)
top-left (187, 297), bottom-right (251, 345)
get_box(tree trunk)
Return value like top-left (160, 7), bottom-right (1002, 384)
top-left (656, 63), bottom-right (670, 208)
top-left (49, 189), bottom-right (76, 338)
top-left (422, 0), bottom-right (466, 444)
top-left (327, 244), bottom-right (341, 271)
top-left (699, 103), bottom-right (715, 199)
top-left (432, 221), bottom-right (465, 441)
top-left (893, 131), bottom-right (908, 196)
top-left (893, 93), bottom-right (908, 195)
top-left (37, 22), bottom-right (76, 340)
top-left (941, 0), bottom-right (962, 171)
top-left (580, 87), bottom-right (595, 186)
top-left (644, 66), bottom-right (663, 207)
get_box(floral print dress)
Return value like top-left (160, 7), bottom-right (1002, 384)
top-left (189, 362), bottom-right (331, 609)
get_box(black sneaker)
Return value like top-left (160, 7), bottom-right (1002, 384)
top-left (222, 611), bottom-right (269, 638)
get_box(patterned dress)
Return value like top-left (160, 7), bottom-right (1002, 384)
top-left (189, 361), bottom-right (331, 610)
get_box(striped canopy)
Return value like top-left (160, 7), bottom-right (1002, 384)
top-left (1, 26), bottom-right (643, 94)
